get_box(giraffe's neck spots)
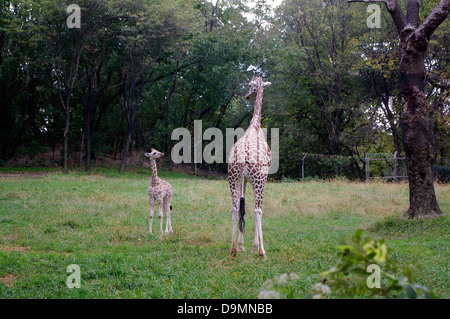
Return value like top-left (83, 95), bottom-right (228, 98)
top-left (150, 159), bottom-right (159, 186)
top-left (251, 83), bottom-right (264, 127)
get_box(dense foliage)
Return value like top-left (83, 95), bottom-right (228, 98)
top-left (0, 0), bottom-right (448, 177)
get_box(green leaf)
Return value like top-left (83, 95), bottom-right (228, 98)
top-left (354, 229), bottom-right (364, 239)
top-left (404, 285), bottom-right (417, 299)
top-left (337, 245), bottom-right (353, 253)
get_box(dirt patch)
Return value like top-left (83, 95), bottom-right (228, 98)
top-left (0, 274), bottom-right (18, 287)
top-left (0, 171), bottom-right (50, 179)
top-left (169, 164), bottom-right (227, 179)
top-left (0, 244), bottom-right (30, 253)
top-left (0, 244), bottom-right (71, 256)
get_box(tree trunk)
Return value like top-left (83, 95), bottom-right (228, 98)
top-left (119, 122), bottom-right (133, 174)
top-left (163, 74), bottom-right (177, 153)
top-left (399, 32), bottom-right (442, 218)
top-left (348, 0), bottom-right (449, 219)
top-left (85, 106), bottom-right (92, 173)
top-left (63, 108), bottom-right (71, 174)
top-left (79, 130), bottom-right (84, 168)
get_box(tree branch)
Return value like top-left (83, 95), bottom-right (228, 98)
top-left (415, 0), bottom-right (450, 41)
top-left (406, 0), bottom-right (420, 27)
top-left (348, 0), bottom-right (406, 34)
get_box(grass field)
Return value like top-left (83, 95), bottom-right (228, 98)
top-left (0, 167), bottom-right (448, 298)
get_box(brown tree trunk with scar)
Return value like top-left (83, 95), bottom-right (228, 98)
top-left (349, 0), bottom-right (449, 218)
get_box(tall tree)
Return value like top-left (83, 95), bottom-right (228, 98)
top-left (423, 1), bottom-right (450, 165)
top-left (78, 1), bottom-right (121, 172)
top-left (42, 0), bottom-right (101, 173)
top-left (349, 0), bottom-right (449, 218)
top-left (359, 21), bottom-right (403, 158)
top-left (273, 0), bottom-right (368, 156)
top-left (0, 0), bottom-right (55, 161)
top-left (115, 0), bottom-right (195, 173)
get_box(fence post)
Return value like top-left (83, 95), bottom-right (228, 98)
top-left (302, 154), bottom-right (307, 179)
top-left (79, 130), bottom-right (84, 168)
top-left (365, 153), bottom-right (370, 183)
top-left (393, 151), bottom-right (398, 183)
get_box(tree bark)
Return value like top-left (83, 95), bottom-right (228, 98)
top-left (85, 103), bottom-right (93, 173)
top-left (119, 122), bottom-right (133, 174)
top-left (119, 73), bottom-right (145, 174)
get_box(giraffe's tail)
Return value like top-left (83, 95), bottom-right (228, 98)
top-left (239, 166), bottom-right (245, 233)
top-left (239, 196), bottom-right (245, 233)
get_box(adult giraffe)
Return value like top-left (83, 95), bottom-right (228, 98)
top-left (228, 73), bottom-right (272, 258)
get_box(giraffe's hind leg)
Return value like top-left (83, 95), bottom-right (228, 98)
top-left (228, 164), bottom-right (243, 257)
top-left (230, 195), bottom-right (239, 257)
top-left (157, 199), bottom-right (164, 235)
top-left (164, 194), bottom-right (173, 233)
top-left (248, 167), bottom-right (268, 258)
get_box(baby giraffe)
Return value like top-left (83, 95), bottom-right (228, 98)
top-left (145, 149), bottom-right (173, 235)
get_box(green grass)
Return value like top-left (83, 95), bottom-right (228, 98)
top-left (0, 168), bottom-right (448, 298)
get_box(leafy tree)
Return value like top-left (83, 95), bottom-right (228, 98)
top-left (77, 0), bottom-right (122, 172)
top-left (0, 0), bottom-right (55, 161)
top-left (273, 0), bottom-right (369, 155)
top-left (39, 0), bottom-right (104, 172)
top-left (359, 15), bottom-right (403, 158)
top-left (422, 1), bottom-right (450, 165)
top-left (264, 0), bottom-right (377, 178)
top-left (114, 0), bottom-right (197, 173)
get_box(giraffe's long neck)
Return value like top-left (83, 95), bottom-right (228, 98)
top-left (150, 159), bottom-right (159, 185)
top-left (250, 82), bottom-right (264, 128)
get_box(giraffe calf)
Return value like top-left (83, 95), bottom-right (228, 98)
top-left (145, 149), bottom-right (173, 235)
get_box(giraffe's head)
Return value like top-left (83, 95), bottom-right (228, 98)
top-left (245, 73), bottom-right (271, 99)
top-left (144, 148), bottom-right (164, 159)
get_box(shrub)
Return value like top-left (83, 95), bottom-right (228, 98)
top-left (258, 230), bottom-right (435, 299)
top-left (318, 229), bottom-right (435, 299)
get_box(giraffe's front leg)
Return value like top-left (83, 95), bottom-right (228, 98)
top-left (252, 223), bottom-right (259, 254)
top-left (164, 196), bottom-right (173, 234)
top-left (230, 191), bottom-right (241, 257)
top-left (149, 196), bottom-right (155, 234)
